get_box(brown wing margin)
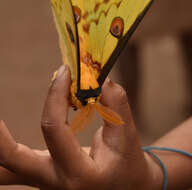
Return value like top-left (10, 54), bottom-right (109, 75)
top-left (97, 0), bottom-right (154, 86)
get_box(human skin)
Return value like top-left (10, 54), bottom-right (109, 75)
top-left (0, 65), bottom-right (191, 189)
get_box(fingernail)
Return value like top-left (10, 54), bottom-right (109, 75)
top-left (106, 77), bottom-right (113, 86)
top-left (50, 65), bottom-right (66, 87)
top-left (106, 77), bottom-right (112, 84)
top-left (56, 65), bottom-right (66, 78)
top-left (106, 77), bottom-right (110, 83)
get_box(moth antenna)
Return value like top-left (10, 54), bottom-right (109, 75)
top-left (93, 103), bottom-right (124, 126)
top-left (70, 104), bottom-right (95, 133)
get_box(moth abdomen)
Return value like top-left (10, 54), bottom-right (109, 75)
top-left (76, 87), bottom-right (101, 106)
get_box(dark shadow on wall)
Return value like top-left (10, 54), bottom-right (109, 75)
top-left (181, 31), bottom-right (192, 117)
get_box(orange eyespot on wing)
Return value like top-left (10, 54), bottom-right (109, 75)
top-left (110, 17), bottom-right (124, 38)
top-left (70, 104), bottom-right (95, 133)
top-left (93, 103), bottom-right (124, 126)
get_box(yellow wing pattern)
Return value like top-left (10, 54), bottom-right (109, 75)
top-left (51, 0), bottom-right (79, 80)
top-left (71, 0), bottom-right (152, 84)
top-left (51, 0), bottom-right (153, 132)
top-left (51, 0), bottom-right (152, 108)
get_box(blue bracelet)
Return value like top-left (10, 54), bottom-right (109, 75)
top-left (142, 146), bottom-right (192, 190)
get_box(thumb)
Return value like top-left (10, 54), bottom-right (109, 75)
top-left (100, 78), bottom-right (141, 155)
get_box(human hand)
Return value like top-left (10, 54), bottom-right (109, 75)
top-left (0, 65), bottom-right (162, 190)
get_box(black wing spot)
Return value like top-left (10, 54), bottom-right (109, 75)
top-left (66, 22), bottom-right (75, 44)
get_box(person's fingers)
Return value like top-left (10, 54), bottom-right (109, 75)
top-left (101, 78), bottom-right (132, 125)
top-left (0, 120), bottom-right (56, 185)
top-left (43, 65), bottom-right (70, 124)
top-left (33, 149), bottom-right (50, 156)
top-left (41, 65), bottom-right (86, 173)
top-left (0, 120), bottom-right (18, 165)
top-left (100, 78), bottom-right (142, 155)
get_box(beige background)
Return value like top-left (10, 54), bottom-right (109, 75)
top-left (0, 0), bottom-right (192, 189)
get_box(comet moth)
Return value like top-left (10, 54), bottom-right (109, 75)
top-left (51, 0), bottom-right (153, 132)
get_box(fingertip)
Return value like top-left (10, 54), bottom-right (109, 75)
top-left (55, 64), bottom-right (71, 82)
top-left (0, 121), bottom-right (18, 166)
top-left (102, 77), bottom-right (113, 89)
top-left (0, 120), bottom-right (8, 132)
top-left (49, 64), bottom-right (71, 98)
top-left (101, 78), bottom-right (112, 106)
top-left (0, 120), bottom-right (3, 127)
top-left (100, 80), bottom-right (132, 127)
top-left (57, 64), bottom-right (71, 83)
top-left (101, 79), bottom-right (128, 109)
top-left (56, 65), bottom-right (66, 79)
top-left (0, 120), bottom-right (5, 126)
top-left (0, 120), bottom-right (14, 140)
top-left (0, 120), bottom-right (6, 133)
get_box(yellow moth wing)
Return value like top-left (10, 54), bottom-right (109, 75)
top-left (51, 0), bottom-right (78, 80)
top-left (51, 0), bottom-right (153, 108)
top-left (71, 0), bottom-right (152, 79)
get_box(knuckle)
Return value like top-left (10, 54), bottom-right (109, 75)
top-left (41, 119), bottom-right (57, 135)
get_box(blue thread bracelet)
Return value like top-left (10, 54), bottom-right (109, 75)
top-left (142, 146), bottom-right (192, 190)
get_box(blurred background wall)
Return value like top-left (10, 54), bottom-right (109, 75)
top-left (0, 0), bottom-right (192, 189)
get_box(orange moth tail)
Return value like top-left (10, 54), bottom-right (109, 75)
top-left (70, 104), bottom-right (95, 133)
top-left (93, 103), bottom-right (124, 126)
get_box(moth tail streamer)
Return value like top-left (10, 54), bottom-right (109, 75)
top-left (70, 104), bottom-right (95, 133)
top-left (70, 103), bottom-right (124, 133)
top-left (93, 104), bottom-right (124, 126)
